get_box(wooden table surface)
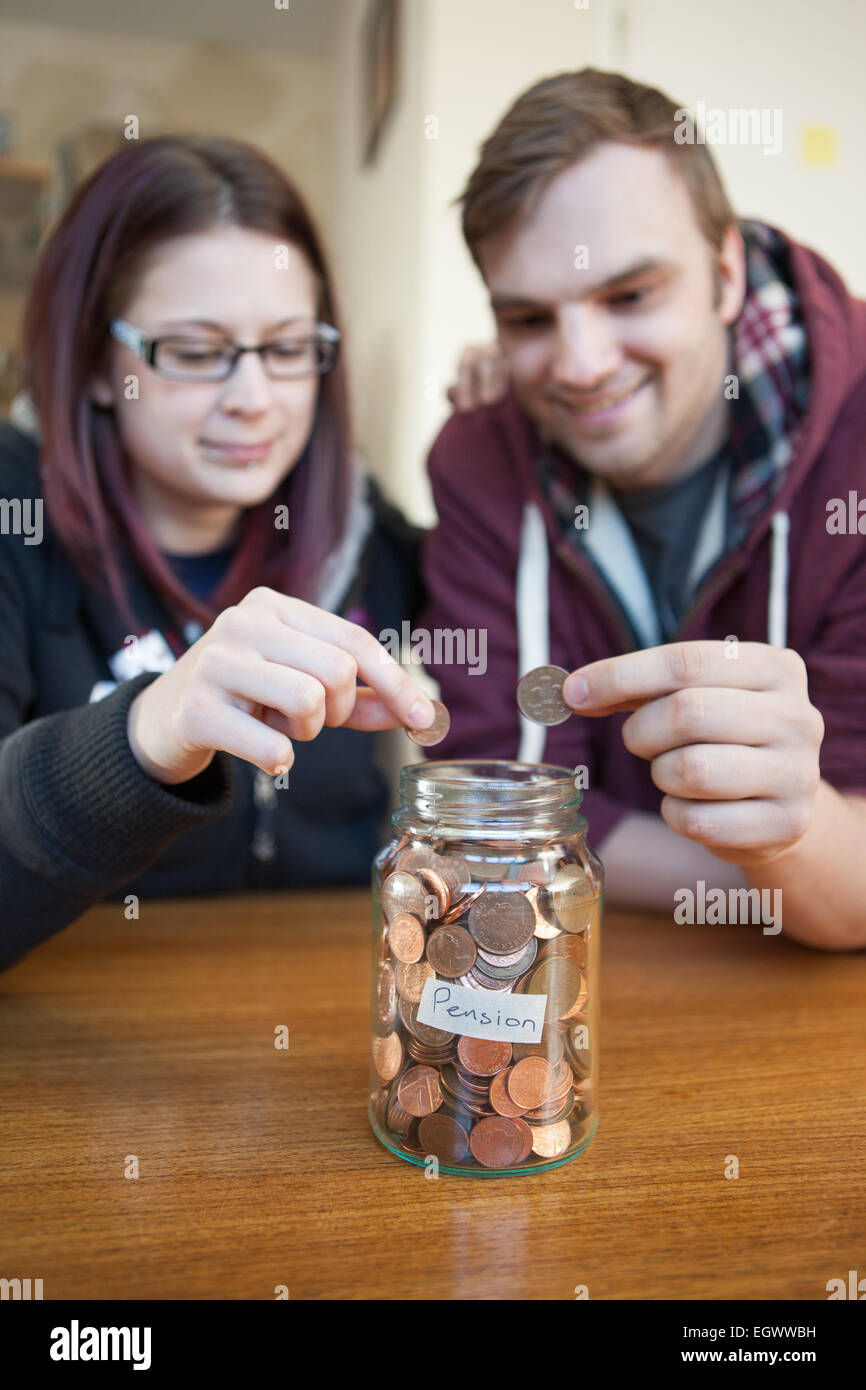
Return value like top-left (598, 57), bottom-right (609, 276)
top-left (1, 888), bottom-right (863, 1301)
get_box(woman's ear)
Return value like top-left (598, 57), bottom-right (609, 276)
top-left (88, 374), bottom-right (115, 408)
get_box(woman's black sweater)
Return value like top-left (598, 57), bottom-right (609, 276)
top-left (0, 419), bottom-right (423, 972)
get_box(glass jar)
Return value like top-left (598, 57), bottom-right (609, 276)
top-left (368, 761), bottom-right (602, 1176)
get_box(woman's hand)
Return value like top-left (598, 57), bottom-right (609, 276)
top-left (126, 587), bottom-right (436, 785)
top-left (446, 342), bottom-right (509, 411)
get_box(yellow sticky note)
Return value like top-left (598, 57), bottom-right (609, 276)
top-left (799, 126), bottom-right (839, 167)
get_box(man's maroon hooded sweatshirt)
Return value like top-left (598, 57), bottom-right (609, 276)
top-left (420, 223), bottom-right (866, 853)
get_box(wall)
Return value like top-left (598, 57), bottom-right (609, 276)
top-left (605, 0), bottom-right (866, 294)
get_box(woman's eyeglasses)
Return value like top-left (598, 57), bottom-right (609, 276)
top-left (109, 317), bottom-right (341, 382)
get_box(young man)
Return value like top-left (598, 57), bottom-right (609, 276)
top-left (420, 69), bottom-right (866, 950)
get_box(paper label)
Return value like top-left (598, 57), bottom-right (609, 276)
top-left (416, 978), bottom-right (547, 1044)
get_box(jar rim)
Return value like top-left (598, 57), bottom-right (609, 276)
top-left (395, 759), bottom-right (585, 830)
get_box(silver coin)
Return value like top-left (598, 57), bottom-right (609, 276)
top-left (516, 666), bottom-right (572, 726)
top-left (407, 699), bottom-right (451, 747)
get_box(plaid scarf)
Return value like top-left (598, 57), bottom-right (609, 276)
top-left (537, 219), bottom-right (811, 550)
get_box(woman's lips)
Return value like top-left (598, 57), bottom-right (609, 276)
top-left (199, 438), bottom-right (277, 464)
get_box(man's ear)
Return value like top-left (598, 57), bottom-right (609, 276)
top-left (717, 222), bottom-right (746, 325)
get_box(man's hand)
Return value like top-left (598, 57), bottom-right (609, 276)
top-left (562, 641), bottom-right (825, 868)
top-left (446, 343), bottom-right (509, 411)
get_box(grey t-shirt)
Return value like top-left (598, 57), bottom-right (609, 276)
top-left (609, 445), bottom-right (728, 642)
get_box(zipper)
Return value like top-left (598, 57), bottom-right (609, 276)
top-left (554, 533), bottom-right (749, 655)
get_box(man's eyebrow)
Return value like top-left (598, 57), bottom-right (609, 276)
top-left (490, 258), bottom-right (677, 311)
top-left (152, 316), bottom-right (313, 333)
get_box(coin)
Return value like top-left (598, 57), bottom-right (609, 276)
top-left (392, 845), bottom-right (437, 875)
top-left (469, 1115), bottom-right (533, 1168)
top-left (507, 1056), bottom-right (556, 1109)
top-left (418, 1112), bottom-right (471, 1162)
top-left (371, 1031), bottom-right (403, 1083)
top-left (489, 1067), bottom-right (531, 1118)
top-left (524, 885), bottom-right (562, 940)
top-left (457, 1036), bottom-right (512, 1076)
top-left (512, 1027), bottom-right (565, 1065)
top-left (394, 958), bottom-right (434, 1003)
top-left (516, 665), bottom-right (572, 725)
top-left (381, 871), bottom-right (428, 922)
top-left (529, 1119), bottom-right (572, 1158)
top-left (472, 937), bottom-right (537, 980)
top-left (526, 958), bottom-right (584, 1022)
top-left (386, 1088), bottom-right (414, 1136)
top-left (426, 924), bottom-right (477, 978)
top-left (387, 911), bottom-right (426, 964)
top-left (397, 1064), bottom-right (444, 1117)
top-left (375, 961), bottom-right (398, 1031)
top-left (468, 890), bottom-right (535, 955)
top-left (399, 997), bottom-right (454, 1046)
top-left (539, 934), bottom-right (587, 971)
top-left (548, 865), bottom-right (596, 934)
top-left (407, 699), bottom-right (451, 747)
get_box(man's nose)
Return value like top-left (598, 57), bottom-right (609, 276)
top-left (218, 349), bottom-right (275, 412)
top-left (550, 306), bottom-right (621, 388)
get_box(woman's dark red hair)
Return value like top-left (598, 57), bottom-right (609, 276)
top-left (21, 135), bottom-right (353, 632)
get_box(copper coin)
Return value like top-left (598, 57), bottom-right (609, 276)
top-left (397, 1064), bottom-right (443, 1117)
top-left (381, 871), bottom-right (428, 922)
top-left (426, 924), bottom-right (477, 978)
top-left (526, 1091), bottom-right (576, 1126)
top-left (529, 1119), bottom-right (572, 1158)
top-left (468, 890), bottom-right (535, 954)
top-left (526, 958), bottom-right (584, 1022)
top-left (386, 1089), bottom-right (414, 1136)
top-left (419, 859), bottom-right (467, 915)
top-left (548, 865), bottom-right (596, 933)
top-left (523, 885), bottom-right (562, 940)
top-left (406, 1038), bottom-right (456, 1065)
top-left (507, 1056), bottom-right (556, 1109)
top-left (399, 997), bottom-right (455, 1045)
top-left (392, 845), bottom-right (436, 875)
top-left (418, 1112), bottom-right (471, 1161)
top-left (457, 1036), bottom-right (512, 1076)
top-left (540, 933), bottom-right (587, 971)
top-left (400, 1121), bottom-right (428, 1156)
top-left (387, 911), bottom-right (426, 964)
top-left (489, 1067), bottom-right (531, 1117)
top-left (516, 665), bottom-right (572, 725)
top-left (394, 958), bottom-right (434, 1003)
top-left (469, 1115), bottom-right (533, 1168)
top-left (371, 1030), bottom-right (404, 1083)
top-left (407, 699), bottom-right (451, 747)
top-left (512, 1027), bottom-right (564, 1065)
top-left (376, 961), bottom-right (398, 1031)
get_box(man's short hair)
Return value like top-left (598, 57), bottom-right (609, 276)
top-left (459, 68), bottom-right (737, 269)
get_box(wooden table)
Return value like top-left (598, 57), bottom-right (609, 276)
top-left (1, 889), bottom-right (863, 1301)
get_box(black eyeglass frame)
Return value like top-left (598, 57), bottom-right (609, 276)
top-left (109, 316), bottom-right (341, 380)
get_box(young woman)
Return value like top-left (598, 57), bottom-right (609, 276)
top-left (0, 135), bottom-right (435, 971)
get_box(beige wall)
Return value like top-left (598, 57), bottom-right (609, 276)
top-left (333, 0), bottom-right (598, 523)
top-left (612, 0), bottom-right (866, 295)
top-left (0, 18), bottom-right (335, 229)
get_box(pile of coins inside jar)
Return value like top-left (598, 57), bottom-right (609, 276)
top-left (370, 841), bottom-right (598, 1171)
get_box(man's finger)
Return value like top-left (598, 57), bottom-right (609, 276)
top-left (562, 641), bottom-right (790, 715)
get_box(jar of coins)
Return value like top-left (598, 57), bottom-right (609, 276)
top-left (369, 761), bottom-right (602, 1176)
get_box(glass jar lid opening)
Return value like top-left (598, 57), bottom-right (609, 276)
top-left (396, 760), bottom-right (583, 828)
